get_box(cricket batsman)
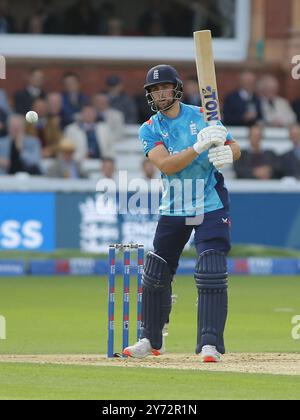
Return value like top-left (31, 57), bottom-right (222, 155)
top-left (123, 65), bottom-right (241, 363)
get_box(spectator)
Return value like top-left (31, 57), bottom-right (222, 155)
top-left (64, 104), bottom-right (114, 162)
top-left (258, 75), bottom-right (297, 127)
top-left (107, 17), bottom-right (123, 36)
top-left (138, 0), bottom-right (167, 36)
top-left (0, 88), bottom-right (11, 115)
top-left (0, 108), bottom-right (7, 136)
top-left (47, 92), bottom-right (63, 118)
top-left (92, 93), bottom-right (124, 143)
top-left (105, 75), bottom-right (138, 124)
top-left (24, 2), bottom-right (62, 34)
top-left (0, 0), bottom-right (14, 33)
top-left (61, 72), bottom-right (88, 127)
top-left (40, 2), bottom-right (62, 34)
top-left (47, 92), bottom-right (64, 123)
top-left (167, 1), bottom-right (193, 37)
top-left (25, 13), bottom-right (44, 34)
top-left (0, 88), bottom-right (10, 136)
top-left (281, 125), bottom-right (300, 180)
top-left (101, 157), bottom-right (116, 180)
top-left (47, 91), bottom-right (69, 129)
top-left (234, 125), bottom-right (282, 180)
top-left (47, 138), bottom-right (85, 179)
top-left (182, 77), bottom-right (201, 106)
top-left (64, 0), bottom-right (98, 35)
top-left (135, 92), bottom-right (153, 124)
top-left (292, 98), bottom-right (300, 124)
top-left (14, 68), bottom-right (46, 115)
top-left (223, 71), bottom-right (263, 126)
top-left (27, 97), bottom-right (63, 158)
top-left (25, 97), bottom-right (48, 146)
top-left (142, 159), bottom-right (157, 182)
top-left (0, 114), bottom-right (42, 175)
top-left (97, 2), bottom-right (117, 35)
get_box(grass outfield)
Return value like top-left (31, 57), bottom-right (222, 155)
top-left (0, 275), bottom-right (299, 400)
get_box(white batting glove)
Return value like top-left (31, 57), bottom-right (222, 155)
top-left (193, 126), bottom-right (227, 155)
top-left (208, 145), bottom-right (233, 169)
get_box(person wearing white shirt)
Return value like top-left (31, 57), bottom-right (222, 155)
top-left (258, 75), bottom-right (297, 127)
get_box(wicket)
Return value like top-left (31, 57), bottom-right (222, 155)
top-left (107, 244), bottom-right (144, 358)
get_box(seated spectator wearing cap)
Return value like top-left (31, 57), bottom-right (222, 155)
top-left (105, 75), bottom-right (138, 124)
top-left (234, 125), bottom-right (282, 180)
top-left (92, 93), bottom-right (124, 144)
top-left (47, 138), bottom-right (86, 179)
top-left (61, 72), bottom-right (89, 127)
top-left (292, 98), bottom-right (300, 124)
top-left (64, 104), bottom-right (114, 162)
top-left (281, 125), bottom-right (300, 180)
top-left (258, 75), bottom-right (297, 127)
top-left (14, 68), bottom-right (46, 115)
top-left (0, 114), bottom-right (42, 175)
top-left (223, 71), bottom-right (263, 127)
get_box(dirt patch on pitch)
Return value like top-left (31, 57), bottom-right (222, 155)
top-left (0, 353), bottom-right (299, 376)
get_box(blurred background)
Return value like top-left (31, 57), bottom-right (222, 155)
top-left (0, 0), bottom-right (300, 272)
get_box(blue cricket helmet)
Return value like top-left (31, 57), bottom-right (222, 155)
top-left (144, 64), bottom-right (184, 112)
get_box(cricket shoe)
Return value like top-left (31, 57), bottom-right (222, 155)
top-left (123, 338), bottom-right (165, 359)
top-left (201, 345), bottom-right (221, 363)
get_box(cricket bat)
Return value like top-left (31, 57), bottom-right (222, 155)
top-left (194, 30), bottom-right (221, 125)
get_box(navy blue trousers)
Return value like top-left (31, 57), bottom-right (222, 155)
top-left (153, 207), bottom-right (231, 275)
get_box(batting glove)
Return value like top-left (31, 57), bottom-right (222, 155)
top-left (193, 125), bottom-right (227, 155)
top-left (208, 145), bottom-right (233, 169)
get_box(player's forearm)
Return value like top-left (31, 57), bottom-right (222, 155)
top-left (229, 140), bottom-right (241, 162)
top-left (160, 147), bottom-right (198, 176)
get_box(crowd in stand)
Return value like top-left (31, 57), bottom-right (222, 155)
top-left (0, 0), bottom-right (234, 38)
top-left (0, 68), bottom-right (156, 180)
top-left (0, 68), bottom-right (300, 181)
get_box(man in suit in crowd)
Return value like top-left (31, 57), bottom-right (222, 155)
top-left (14, 68), bottom-right (46, 115)
top-left (64, 104), bottom-right (114, 162)
top-left (223, 71), bottom-right (263, 126)
top-left (61, 72), bottom-right (88, 127)
top-left (105, 75), bottom-right (138, 124)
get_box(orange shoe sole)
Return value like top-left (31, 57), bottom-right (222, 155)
top-left (122, 349), bottom-right (162, 358)
top-left (203, 356), bottom-right (219, 363)
top-left (151, 349), bottom-right (162, 356)
top-left (122, 349), bottom-right (132, 357)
